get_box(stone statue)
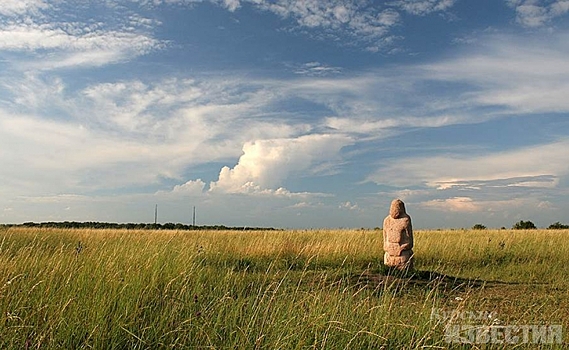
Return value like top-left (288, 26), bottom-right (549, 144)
top-left (383, 199), bottom-right (414, 270)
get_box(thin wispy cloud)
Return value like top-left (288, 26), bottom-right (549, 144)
top-left (293, 62), bottom-right (342, 76)
top-left (423, 31), bottom-right (569, 114)
top-left (133, 0), bottom-right (455, 51)
top-left (0, 1), bottom-right (162, 70)
top-left (240, 0), bottom-right (403, 51)
top-left (369, 139), bottom-right (569, 187)
top-left (391, 0), bottom-right (455, 16)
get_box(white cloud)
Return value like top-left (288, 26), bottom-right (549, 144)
top-left (432, 175), bottom-right (558, 192)
top-left (1, 72), bottom-right (65, 110)
top-left (209, 134), bottom-right (352, 194)
top-left (421, 196), bottom-right (556, 214)
top-left (120, 0), bottom-right (452, 52)
top-left (290, 201), bottom-right (312, 208)
top-left (0, 111), bottom-right (187, 194)
top-left (0, 74), bottom-right (348, 197)
top-left (0, 0), bottom-right (47, 16)
top-left (237, 0), bottom-right (402, 50)
top-left (78, 78), bottom-right (309, 147)
top-left (294, 62), bottom-right (342, 76)
top-left (17, 194), bottom-right (91, 204)
top-left (168, 179), bottom-right (207, 195)
top-left (551, 0), bottom-right (569, 15)
top-left (422, 197), bottom-right (482, 212)
top-left (339, 201), bottom-right (359, 210)
top-left (506, 0), bottom-right (569, 27)
top-left (537, 200), bottom-right (554, 209)
top-left (0, 22), bottom-right (160, 69)
top-left (422, 31), bottom-right (569, 114)
top-left (0, 1), bottom-right (164, 70)
top-left (221, 0), bottom-right (241, 11)
top-left (392, 189), bottom-right (431, 201)
top-left (325, 115), bottom-right (466, 136)
top-left (392, 0), bottom-right (456, 16)
top-left (369, 139), bottom-right (569, 188)
top-left (132, 0), bottom-right (202, 6)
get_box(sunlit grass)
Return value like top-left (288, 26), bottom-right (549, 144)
top-left (0, 227), bottom-right (567, 348)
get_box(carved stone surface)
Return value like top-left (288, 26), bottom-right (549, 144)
top-left (383, 199), bottom-right (414, 270)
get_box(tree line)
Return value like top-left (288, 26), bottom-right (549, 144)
top-left (472, 221), bottom-right (569, 230)
top-left (0, 221), bottom-right (279, 231)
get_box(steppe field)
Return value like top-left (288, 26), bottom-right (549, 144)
top-left (0, 226), bottom-right (567, 349)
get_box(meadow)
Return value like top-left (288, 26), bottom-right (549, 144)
top-left (0, 226), bottom-right (567, 349)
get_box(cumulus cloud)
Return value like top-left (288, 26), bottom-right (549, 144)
top-left (0, 75), bottom-right (312, 197)
top-left (3, 70), bottom-right (375, 199)
top-left (171, 179), bottom-right (206, 194)
top-left (209, 134), bottom-right (352, 194)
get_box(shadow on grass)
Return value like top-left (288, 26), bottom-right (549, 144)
top-left (350, 267), bottom-right (546, 294)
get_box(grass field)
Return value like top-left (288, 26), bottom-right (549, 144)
top-left (0, 227), bottom-right (567, 349)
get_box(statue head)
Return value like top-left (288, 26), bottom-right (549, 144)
top-left (389, 199), bottom-right (406, 219)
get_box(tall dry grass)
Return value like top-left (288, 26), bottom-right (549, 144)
top-left (0, 227), bottom-right (566, 348)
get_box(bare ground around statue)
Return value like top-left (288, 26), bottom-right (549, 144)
top-left (351, 269), bottom-right (550, 291)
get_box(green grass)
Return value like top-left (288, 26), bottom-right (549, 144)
top-left (0, 227), bottom-right (567, 348)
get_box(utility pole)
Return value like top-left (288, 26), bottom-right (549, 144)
top-left (192, 206), bottom-right (196, 226)
top-left (154, 204), bottom-right (158, 225)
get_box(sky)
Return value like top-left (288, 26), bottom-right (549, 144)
top-left (1, 0), bottom-right (569, 229)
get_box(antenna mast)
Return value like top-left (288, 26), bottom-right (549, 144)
top-left (154, 204), bottom-right (158, 225)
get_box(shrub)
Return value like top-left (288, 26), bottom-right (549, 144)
top-left (512, 220), bottom-right (537, 230)
top-left (548, 222), bottom-right (569, 229)
top-left (472, 224), bottom-right (487, 230)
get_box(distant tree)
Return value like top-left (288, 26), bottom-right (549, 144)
top-left (512, 220), bottom-right (537, 230)
top-left (548, 222), bottom-right (569, 229)
top-left (472, 224), bottom-right (487, 230)
top-left (163, 223), bottom-right (176, 230)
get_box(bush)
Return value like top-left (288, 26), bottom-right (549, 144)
top-left (548, 222), bottom-right (569, 229)
top-left (512, 220), bottom-right (537, 230)
top-left (472, 224), bottom-right (487, 230)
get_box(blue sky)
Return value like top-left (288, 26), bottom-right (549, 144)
top-left (1, 0), bottom-right (569, 228)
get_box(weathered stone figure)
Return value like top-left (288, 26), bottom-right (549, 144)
top-left (383, 199), bottom-right (414, 270)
